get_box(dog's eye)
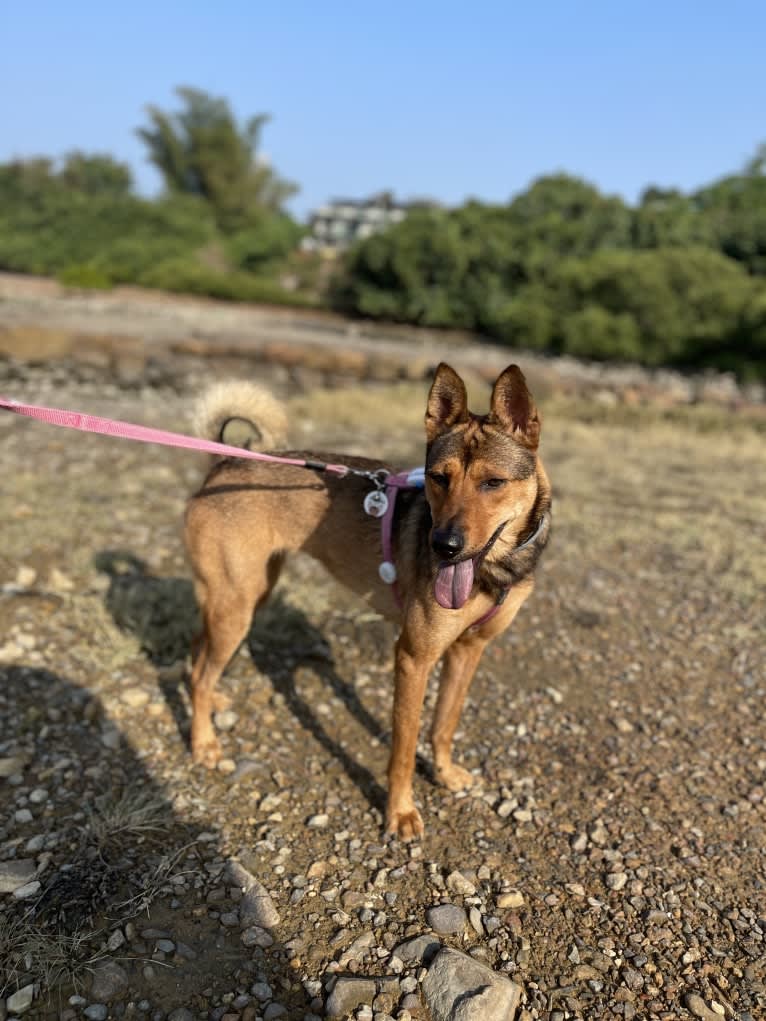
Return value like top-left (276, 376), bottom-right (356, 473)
top-left (428, 472), bottom-right (450, 489)
top-left (481, 478), bottom-right (506, 490)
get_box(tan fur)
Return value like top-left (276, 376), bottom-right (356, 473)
top-left (192, 380), bottom-right (288, 451)
top-left (184, 365), bottom-right (551, 840)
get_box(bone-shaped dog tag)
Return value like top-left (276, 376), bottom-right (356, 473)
top-left (363, 489), bottom-right (389, 518)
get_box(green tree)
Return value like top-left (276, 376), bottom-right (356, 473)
top-left (59, 151), bottom-right (133, 196)
top-left (136, 86), bottom-right (298, 231)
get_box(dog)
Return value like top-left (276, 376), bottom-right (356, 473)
top-left (184, 363), bottom-right (551, 839)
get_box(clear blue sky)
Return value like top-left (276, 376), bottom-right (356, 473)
top-left (2, 2), bottom-right (765, 220)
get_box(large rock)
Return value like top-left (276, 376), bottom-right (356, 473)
top-left (422, 947), bottom-right (522, 1021)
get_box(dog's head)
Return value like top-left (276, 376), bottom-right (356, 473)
top-left (424, 362), bottom-right (545, 609)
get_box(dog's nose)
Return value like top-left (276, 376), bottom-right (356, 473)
top-left (432, 528), bottom-right (465, 560)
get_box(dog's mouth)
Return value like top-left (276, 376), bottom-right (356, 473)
top-left (434, 557), bottom-right (476, 610)
top-left (432, 518), bottom-right (512, 610)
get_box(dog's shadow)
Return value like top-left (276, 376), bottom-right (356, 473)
top-left (94, 550), bottom-right (390, 813)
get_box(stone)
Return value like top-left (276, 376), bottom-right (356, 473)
top-left (263, 1004), bottom-right (287, 1020)
top-left (446, 870), bottom-right (477, 896)
top-left (7, 983), bottom-right (35, 1014)
top-left (241, 925), bottom-right (274, 948)
top-left (168, 1010), bottom-right (195, 1021)
top-left (89, 960), bottom-right (129, 1001)
top-left (684, 993), bottom-right (722, 1021)
top-left (226, 860), bottom-right (281, 928)
top-left (426, 904), bottom-right (467, 935)
top-left (392, 934), bottom-right (441, 965)
top-left (83, 1007), bottom-right (108, 1021)
top-left (12, 880), bottom-right (41, 899)
top-left (325, 976), bottom-right (377, 1018)
top-left (422, 947), bottom-right (522, 1020)
top-left (0, 858), bottom-right (36, 893)
top-left (496, 889), bottom-right (525, 909)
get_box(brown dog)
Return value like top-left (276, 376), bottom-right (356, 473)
top-left (184, 363), bottom-right (551, 839)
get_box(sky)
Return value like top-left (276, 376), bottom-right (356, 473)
top-left (2, 1), bottom-right (765, 220)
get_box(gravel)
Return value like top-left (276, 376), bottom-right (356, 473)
top-left (0, 311), bottom-right (764, 1019)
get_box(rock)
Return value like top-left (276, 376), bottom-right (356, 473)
top-left (496, 889), bottom-right (525, 909)
top-left (307, 813), bottom-right (330, 828)
top-left (12, 880), bottom-right (41, 899)
top-left (0, 755), bottom-right (27, 778)
top-left (263, 1004), bottom-right (287, 1020)
top-left (0, 858), bottom-right (36, 893)
top-left (83, 1007), bottom-right (108, 1021)
top-left (120, 686), bottom-right (150, 708)
top-left (241, 925), bottom-right (274, 948)
top-left (325, 976), bottom-right (377, 1018)
top-left (226, 859), bottom-right (281, 928)
top-left (214, 708), bottom-right (239, 730)
top-left (168, 1010), bottom-right (195, 1021)
top-left (426, 904), bottom-right (467, 935)
top-left (392, 934), bottom-right (441, 965)
top-left (422, 947), bottom-right (522, 1021)
top-left (684, 993), bottom-right (722, 1021)
top-left (7, 983), bottom-right (35, 1014)
top-left (89, 960), bottom-right (129, 1001)
top-left (606, 872), bottom-right (628, 891)
top-left (446, 870), bottom-right (477, 896)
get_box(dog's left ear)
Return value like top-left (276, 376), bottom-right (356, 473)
top-left (425, 363), bottom-right (469, 442)
top-left (490, 365), bottom-right (541, 450)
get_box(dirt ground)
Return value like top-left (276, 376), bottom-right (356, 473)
top-left (0, 292), bottom-right (765, 1020)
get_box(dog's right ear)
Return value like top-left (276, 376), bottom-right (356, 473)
top-left (425, 363), bottom-right (469, 442)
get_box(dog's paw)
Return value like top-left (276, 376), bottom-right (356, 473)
top-left (192, 735), bottom-right (223, 769)
top-left (386, 807), bottom-right (425, 842)
top-left (436, 762), bottom-right (477, 793)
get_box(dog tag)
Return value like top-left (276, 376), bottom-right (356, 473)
top-left (364, 489), bottom-right (389, 518)
top-left (379, 561), bottom-right (397, 584)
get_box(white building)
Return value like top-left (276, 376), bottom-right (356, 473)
top-left (303, 192), bottom-right (437, 254)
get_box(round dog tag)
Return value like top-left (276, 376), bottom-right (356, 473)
top-left (364, 490), bottom-right (389, 518)
top-left (379, 561), bottom-right (397, 584)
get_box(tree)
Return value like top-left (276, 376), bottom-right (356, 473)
top-left (136, 86), bottom-right (298, 231)
top-left (59, 151), bottom-right (133, 196)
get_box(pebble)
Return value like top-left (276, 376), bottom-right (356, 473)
top-left (426, 904), bottom-right (467, 935)
top-left (214, 709), bottom-right (239, 731)
top-left (83, 1007), bottom-right (108, 1021)
top-left (307, 813), bottom-right (330, 828)
top-left (496, 889), bottom-right (525, 909)
top-left (12, 880), bottom-right (41, 899)
top-left (120, 686), bottom-right (150, 707)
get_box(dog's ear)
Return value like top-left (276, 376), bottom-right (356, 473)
top-left (425, 363), bottom-right (469, 442)
top-left (489, 365), bottom-right (541, 450)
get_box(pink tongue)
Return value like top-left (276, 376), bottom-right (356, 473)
top-left (434, 558), bottom-right (475, 609)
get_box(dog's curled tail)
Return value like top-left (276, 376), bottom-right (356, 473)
top-left (192, 380), bottom-right (288, 452)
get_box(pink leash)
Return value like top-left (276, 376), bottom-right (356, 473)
top-left (0, 395), bottom-right (506, 625)
top-left (0, 396), bottom-right (399, 480)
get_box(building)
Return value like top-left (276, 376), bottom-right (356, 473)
top-left (303, 191), bottom-right (437, 255)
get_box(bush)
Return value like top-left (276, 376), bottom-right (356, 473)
top-left (57, 263), bottom-right (113, 290)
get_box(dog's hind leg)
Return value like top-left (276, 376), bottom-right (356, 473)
top-left (189, 552), bottom-right (284, 768)
top-left (430, 633), bottom-right (488, 792)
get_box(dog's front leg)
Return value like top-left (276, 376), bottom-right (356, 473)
top-left (431, 633), bottom-right (487, 792)
top-left (386, 632), bottom-right (438, 840)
